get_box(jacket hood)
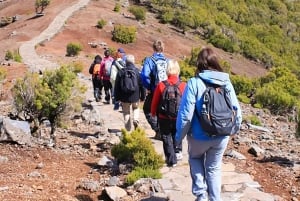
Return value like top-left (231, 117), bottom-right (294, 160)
top-left (198, 70), bottom-right (230, 86)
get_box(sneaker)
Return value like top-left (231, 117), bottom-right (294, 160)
top-left (176, 152), bottom-right (183, 161)
top-left (113, 103), bottom-right (120, 110)
top-left (167, 163), bottom-right (177, 167)
top-left (133, 120), bottom-right (139, 129)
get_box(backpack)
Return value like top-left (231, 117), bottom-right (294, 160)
top-left (158, 80), bottom-right (182, 118)
top-left (120, 68), bottom-right (138, 93)
top-left (151, 56), bottom-right (168, 85)
top-left (92, 64), bottom-right (101, 79)
top-left (104, 59), bottom-right (113, 77)
top-left (195, 79), bottom-right (237, 137)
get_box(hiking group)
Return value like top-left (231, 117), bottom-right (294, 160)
top-left (88, 40), bottom-right (242, 201)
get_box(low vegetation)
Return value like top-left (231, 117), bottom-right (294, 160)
top-left (112, 25), bottom-right (137, 44)
top-left (11, 65), bottom-right (86, 135)
top-left (111, 128), bottom-right (164, 185)
top-left (66, 42), bottom-right (82, 56)
top-left (97, 19), bottom-right (106, 29)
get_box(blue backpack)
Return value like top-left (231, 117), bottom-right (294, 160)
top-left (195, 78), bottom-right (238, 137)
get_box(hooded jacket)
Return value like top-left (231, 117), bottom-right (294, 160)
top-left (175, 70), bottom-right (242, 142)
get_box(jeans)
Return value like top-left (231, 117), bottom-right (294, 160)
top-left (187, 135), bottom-right (229, 201)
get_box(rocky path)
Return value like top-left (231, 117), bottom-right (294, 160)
top-left (17, 0), bottom-right (283, 200)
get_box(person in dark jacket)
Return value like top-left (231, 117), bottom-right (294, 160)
top-left (115, 54), bottom-right (146, 131)
top-left (88, 55), bottom-right (103, 102)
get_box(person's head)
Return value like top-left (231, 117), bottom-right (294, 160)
top-left (152, 39), bottom-right (164, 53)
top-left (117, 48), bottom-right (125, 54)
top-left (94, 55), bottom-right (102, 63)
top-left (167, 59), bottom-right (180, 76)
top-left (196, 47), bottom-right (223, 72)
top-left (126, 54), bottom-right (135, 65)
top-left (113, 51), bottom-right (122, 60)
top-left (104, 49), bottom-right (110, 57)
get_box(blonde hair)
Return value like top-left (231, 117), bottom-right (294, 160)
top-left (167, 59), bottom-right (180, 76)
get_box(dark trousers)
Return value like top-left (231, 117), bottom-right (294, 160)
top-left (92, 78), bottom-right (103, 99)
top-left (143, 93), bottom-right (159, 132)
top-left (103, 79), bottom-right (112, 102)
top-left (159, 118), bottom-right (182, 166)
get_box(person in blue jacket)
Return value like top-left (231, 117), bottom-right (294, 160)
top-left (175, 47), bottom-right (242, 201)
top-left (141, 39), bottom-right (169, 140)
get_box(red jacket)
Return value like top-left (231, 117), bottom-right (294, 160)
top-left (151, 75), bottom-right (186, 119)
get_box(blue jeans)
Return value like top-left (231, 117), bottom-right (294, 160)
top-left (187, 135), bottom-right (229, 201)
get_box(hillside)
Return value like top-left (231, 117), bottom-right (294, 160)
top-left (0, 0), bottom-right (299, 201)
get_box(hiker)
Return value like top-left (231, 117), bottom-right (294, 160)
top-left (141, 39), bottom-right (169, 140)
top-left (175, 47), bottom-right (242, 201)
top-left (114, 54), bottom-right (145, 131)
top-left (88, 55), bottom-right (103, 102)
top-left (150, 60), bottom-right (186, 167)
top-left (100, 49), bottom-right (114, 104)
top-left (110, 51), bottom-right (125, 110)
top-left (117, 47), bottom-right (127, 62)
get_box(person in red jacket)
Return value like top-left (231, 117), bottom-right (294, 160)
top-left (151, 60), bottom-right (186, 167)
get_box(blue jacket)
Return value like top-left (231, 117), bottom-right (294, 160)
top-left (175, 70), bottom-right (242, 142)
top-left (141, 53), bottom-right (168, 92)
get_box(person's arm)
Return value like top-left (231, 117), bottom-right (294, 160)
top-left (151, 83), bottom-right (162, 116)
top-left (140, 57), bottom-right (153, 90)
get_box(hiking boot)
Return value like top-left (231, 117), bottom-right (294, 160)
top-left (113, 102), bottom-right (120, 110)
top-left (133, 120), bottom-right (139, 129)
top-left (176, 152), bottom-right (183, 161)
top-left (154, 131), bottom-right (161, 140)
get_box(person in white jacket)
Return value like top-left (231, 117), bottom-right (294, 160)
top-left (111, 51), bottom-right (125, 110)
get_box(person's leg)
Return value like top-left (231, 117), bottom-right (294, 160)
top-left (103, 80), bottom-right (110, 103)
top-left (122, 102), bottom-right (131, 131)
top-left (132, 102), bottom-right (139, 129)
top-left (187, 135), bottom-right (209, 201)
top-left (143, 93), bottom-right (160, 136)
top-left (205, 137), bottom-right (229, 201)
top-left (159, 119), bottom-right (177, 166)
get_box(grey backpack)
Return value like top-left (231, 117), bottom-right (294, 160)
top-left (195, 78), bottom-right (238, 137)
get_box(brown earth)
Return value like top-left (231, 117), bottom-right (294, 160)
top-left (0, 0), bottom-right (299, 201)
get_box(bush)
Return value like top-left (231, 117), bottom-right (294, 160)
top-left (12, 66), bottom-right (86, 135)
top-left (97, 19), bottom-right (106, 29)
top-left (5, 50), bottom-right (22, 62)
top-left (112, 25), bottom-right (137, 44)
top-left (5, 50), bottom-right (13, 60)
top-left (128, 6), bottom-right (146, 21)
top-left (244, 115), bottom-right (261, 126)
top-left (114, 3), bottom-right (121, 12)
top-left (111, 128), bottom-right (164, 185)
top-left (66, 42), bottom-right (82, 57)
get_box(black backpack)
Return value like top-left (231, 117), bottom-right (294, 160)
top-left (158, 80), bottom-right (182, 118)
top-left (120, 68), bottom-right (138, 94)
top-left (195, 79), bottom-right (237, 137)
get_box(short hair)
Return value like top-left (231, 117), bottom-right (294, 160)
top-left (167, 59), bottom-right (180, 76)
top-left (152, 39), bottom-right (164, 53)
top-left (126, 54), bottom-right (135, 64)
top-left (104, 49), bottom-right (110, 57)
top-left (196, 47), bottom-right (223, 72)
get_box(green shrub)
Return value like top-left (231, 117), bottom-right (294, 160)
top-left (114, 3), bottom-right (121, 12)
top-left (128, 6), bottom-right (146, 21)
top-left (230, 75), bottom-right (255, 95)
top-left (12, 66), bottom-right (86, 135)
top-left (97, 19), bottom-right (106, 29)
top-left (111, 128), bottom-right (164, 185)
top-left (69, 61), bottom-right (84, 74)
top-left (112, 25), bottom-right (136, 44)
top-left (0, 67), bottom-right (7, 82)
top-left (237, 94), bottom-right (251, 104)
top-left (66, 42), bottom-right (82, 57)
top-left (126, 167), bottom-right (162, 185)
top-left (244, 115), bottom-right (261, 126)
top-left (5, 50), bottom-right (22, 62)
top-left (5, 50), bottom-right (13, 60)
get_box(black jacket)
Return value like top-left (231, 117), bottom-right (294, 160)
top-left (114, 63), bottom-right (145, 103)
